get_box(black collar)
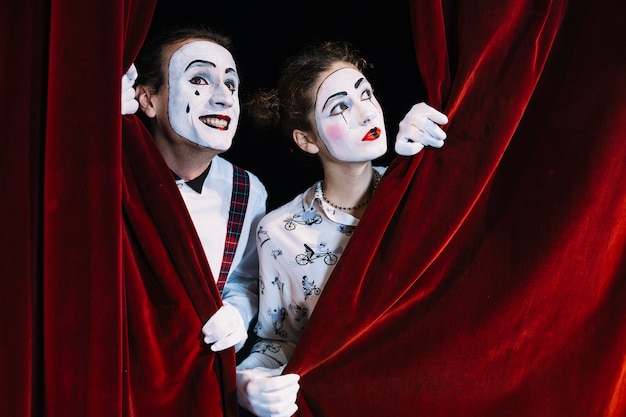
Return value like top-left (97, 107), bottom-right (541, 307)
top-left (171, 163), bottom-right (211, 194)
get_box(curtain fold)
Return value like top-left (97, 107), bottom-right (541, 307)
top-left (121, 116), bottom-right (237, 416)
top-left (44, 1), bottom-right (129, 413)
top-left (287, 0), bottom-right (626, 415)
top-left (1, 0), bottom-right (237, 415)
top-left (1, 2), bottom-right (48, 416)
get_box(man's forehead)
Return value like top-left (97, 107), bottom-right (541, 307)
top-left (168, 40), bottom-right (236, 71)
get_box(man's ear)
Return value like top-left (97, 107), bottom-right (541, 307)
top-left (136, 85), bottom-right (157, 118)
top-left (293, 129), bottom-right (320, 155)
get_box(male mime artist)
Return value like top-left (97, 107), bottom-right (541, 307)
top-left (122, 26), bottom-right (266, 352)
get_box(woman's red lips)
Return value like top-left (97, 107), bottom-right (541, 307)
top-left (362, 127), bottom-right (381, 141)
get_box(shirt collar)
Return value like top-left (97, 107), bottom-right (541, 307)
top-left (171, 163), bottom-right (211, 194)
top-left (312, 180), bottom-right (359, 226)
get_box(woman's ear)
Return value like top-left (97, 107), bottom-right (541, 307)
top-left (293, 129), bottom-right (320, 155)
top-left (136, 85), bottom-right (157, 118)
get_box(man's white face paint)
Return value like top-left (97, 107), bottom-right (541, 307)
top-left (314, 67), bottom-right (387, 162)
top-left (168, 40), bottom-right (240, 151)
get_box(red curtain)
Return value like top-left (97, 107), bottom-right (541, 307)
top-left (1, 0), bottom-right (236, 416)
top-left (287, 0), bottom-right (626, 416)
top-left (3, 0), bottom-right (625, 416)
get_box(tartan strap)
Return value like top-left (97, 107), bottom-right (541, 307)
top-left (216, 165), bottom-right (250, 294)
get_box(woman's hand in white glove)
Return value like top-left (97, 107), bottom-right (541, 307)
top-left (236, 365), bottom-right (300, 417)
top-left (395, 102), bottom-right (448, 156)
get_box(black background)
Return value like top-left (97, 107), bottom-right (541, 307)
top-left (148, 1), bottom-right (427, 209)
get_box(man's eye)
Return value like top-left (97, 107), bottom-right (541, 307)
top-left (329, 102), bottom-right (349, 116)
top-left (361, 89), bottom-right (373, 100)
top-left (189, 76), bottom-right (208, 85)
top-left (225, 81), bottom-right (237, 93)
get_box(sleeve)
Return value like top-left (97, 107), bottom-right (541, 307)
top-left (221, 173), bottom-right (268, 329)
top-left (237, 216), bottom-right (298, 371)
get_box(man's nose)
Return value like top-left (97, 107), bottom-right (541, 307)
top-left (209, 84), bottom-right (235, 108)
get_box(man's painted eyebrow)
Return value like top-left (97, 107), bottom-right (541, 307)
top-left (185, 60), bottom-right (216, 71)
top-left (225, 67), bottom-right (240, 82)
top-left (322, 92), bottom-right (347, 111)
top-left (354, 77), bottom-right (365, 89)
top-left (185, 61), bottom-right (239, 81)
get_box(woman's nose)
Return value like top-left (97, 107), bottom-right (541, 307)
top-left (357, 101), bottom-right (377, 125)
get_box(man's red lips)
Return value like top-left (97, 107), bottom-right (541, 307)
top-left (362, 127), bottom-right (381, 141)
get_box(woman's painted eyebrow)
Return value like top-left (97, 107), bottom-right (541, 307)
top-left (319, 75), bottom-right (366, 110)
top-left (322, 92), bottom-right (347, 111)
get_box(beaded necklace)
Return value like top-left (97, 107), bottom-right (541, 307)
top-left (321, 169), bottom-right (381, 211)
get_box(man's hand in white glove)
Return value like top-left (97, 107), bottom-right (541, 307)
top-left (236, 365), bottom-right (300, 417)
top-left (121, 63), bottom-right (139, 115)
top-left (395, 102), bottom-right (448, 156)
top-left (202, 301), bottom-right (247, 352)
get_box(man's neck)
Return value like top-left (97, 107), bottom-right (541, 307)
top-left (155, 136), bottom-right (220, 181)
top-left (168, 157), bottom-right (214, 181)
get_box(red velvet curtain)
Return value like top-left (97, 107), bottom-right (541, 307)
top-left (287, 0), bottom-right (626, 415)
top-left (3, 0), bottom-right (625, 416)
top-left (1, 0), bottom-right (236, 416)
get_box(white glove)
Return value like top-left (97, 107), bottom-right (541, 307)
top-left (395, 102), bottom-right (448, 156)
top-left (121, 63), bottom-right (139, 115)
top-left (201, 301), bottom-right (248, 352)
top-left (236, 365), bottom-right (300, 417)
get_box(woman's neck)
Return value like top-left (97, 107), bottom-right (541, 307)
top-left (320, 162), bottom-right (379, 217)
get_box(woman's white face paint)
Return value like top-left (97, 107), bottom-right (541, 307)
top-left (168, 40), bottom-right (240, 151)
top-left (314, 67), bottom-right (387, 162)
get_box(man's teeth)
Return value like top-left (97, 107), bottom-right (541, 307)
top-left (200, 116), bottom-right (229, 129)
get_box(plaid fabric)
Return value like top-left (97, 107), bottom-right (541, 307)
top-left (216, 165), bottom-right (250, 294)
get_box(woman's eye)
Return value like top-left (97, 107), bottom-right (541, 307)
top-left (189, 76), bottom-right (208, 85)
top-left (361, 89), bottom-right (373, 100)
top-left (329, 102), bottom-right (349, 116)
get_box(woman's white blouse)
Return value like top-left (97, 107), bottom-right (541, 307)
top-left (246, 167), bottom-right (385, 368)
